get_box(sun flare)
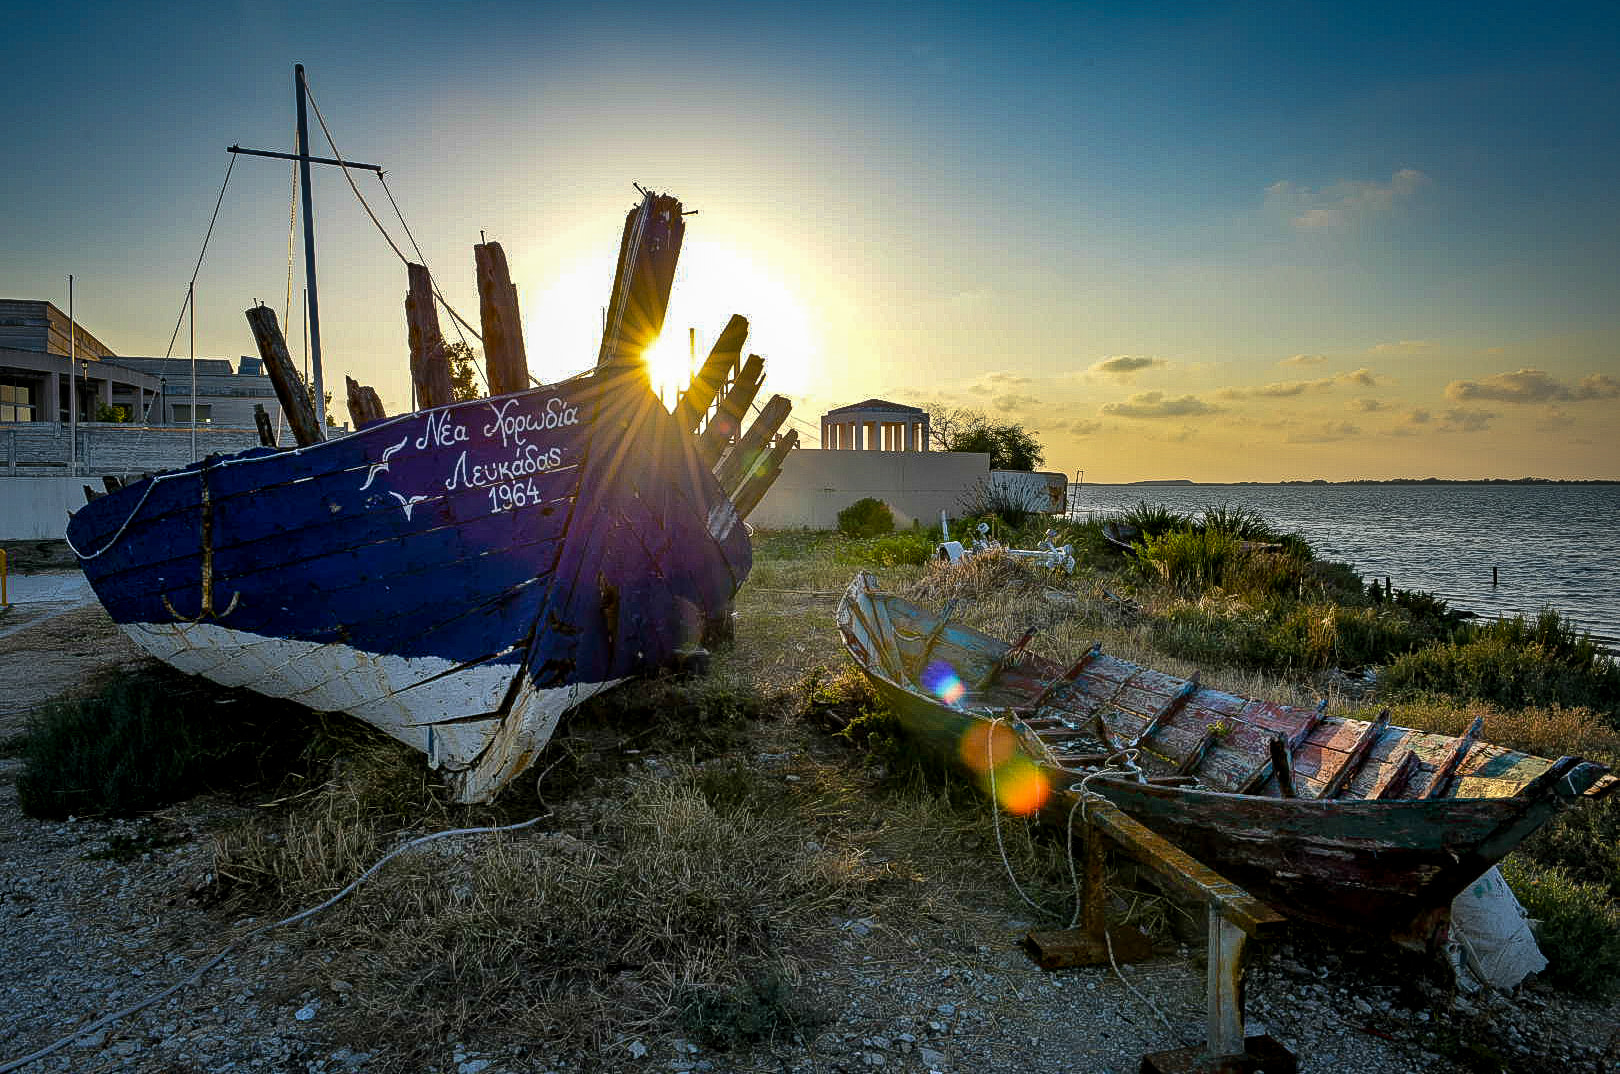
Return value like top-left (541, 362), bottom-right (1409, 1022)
top-left (523, 239), bottom-right (816, 405)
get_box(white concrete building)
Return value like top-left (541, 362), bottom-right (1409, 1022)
top-left (820, 398), bottom-right (930, 452)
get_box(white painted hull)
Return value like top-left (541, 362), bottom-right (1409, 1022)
top-left (124, 620), bottom-right (621, 802)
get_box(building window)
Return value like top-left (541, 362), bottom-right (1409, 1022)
top-left (171, 403), bottom-right (213, 425)
top-left (0, 383), bottom-right (35, 422)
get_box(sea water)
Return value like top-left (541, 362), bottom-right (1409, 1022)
top-left (1068, 483), bottom-right (1620, 649)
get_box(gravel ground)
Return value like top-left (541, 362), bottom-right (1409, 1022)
top-left (3, 586), bottom-right (1618, 1073)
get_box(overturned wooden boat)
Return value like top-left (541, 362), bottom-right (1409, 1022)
top-left (838, 572), bottom-right (1617, 947)
top-left (66, 190), bottom-right (795, 802)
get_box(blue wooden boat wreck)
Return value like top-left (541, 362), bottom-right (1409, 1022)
top-left (67, 189), bottom-right (796, 802)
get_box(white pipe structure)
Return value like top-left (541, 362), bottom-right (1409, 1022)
top-left (189, 282), bottom-right (198, 459)
top-left (67, 275), bottom-right (76, 476)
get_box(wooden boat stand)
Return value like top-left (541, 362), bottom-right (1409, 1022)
top-left (1024, 793), bottom-right (1296, 1074)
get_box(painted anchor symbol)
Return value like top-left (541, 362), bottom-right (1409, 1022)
top-left (163, 462), bottom-right (241, 623)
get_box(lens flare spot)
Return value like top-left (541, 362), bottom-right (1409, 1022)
top-left (921, 660), bottom-right (966, 706)
top-left (992, 756), bottom-right (1051, 816)
top-left (960, 721), bottom-right (1018, 773)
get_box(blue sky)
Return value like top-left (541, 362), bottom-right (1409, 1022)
top-left (4, 0), bottom-right (1617, 478)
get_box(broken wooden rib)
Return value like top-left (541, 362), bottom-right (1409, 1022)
top-left (67, 188), bottom-right (764, 804)
top-left (837, 571), bottom-right (1615, 947)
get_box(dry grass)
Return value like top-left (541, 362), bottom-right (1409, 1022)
top-left (196, 524), bottom-right (1620, 1057)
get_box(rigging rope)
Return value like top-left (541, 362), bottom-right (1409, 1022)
top-left (376, 171), bottom-right (489, 391)
top-left (284, 152), bottom-right (298, 331)
top-left (163, 154), bottom-right (237, 359)
top-left (300, 79), bottom-right (484, 347)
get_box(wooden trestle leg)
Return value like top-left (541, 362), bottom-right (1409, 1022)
top-left (1021, 794), bottom-right (1297, 1074)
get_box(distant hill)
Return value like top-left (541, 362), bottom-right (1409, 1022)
top-left (1125, 479), bottom-right (1195, 485)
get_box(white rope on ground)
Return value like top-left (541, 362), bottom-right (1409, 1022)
top-left (0, 814), bottom-right (550, 1074)
top-left (985, 714), bottom-right (1061, 919)
top-left (1065, 766), bottom-right (1179, 1037)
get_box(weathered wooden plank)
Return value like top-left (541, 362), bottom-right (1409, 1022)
top-left (1079, 796), bottom-right (1284, 938)
top-left (696, 352), bottom-right (764, 462)
top-left (1425, 716), bottom-right (1485, 799)
top-left (246, 304), bottom-right (324, 446)
top-left (1371, 749), bottom-right (1423, 800)
top-left (1129, 670), bottom-right (1199, 749)
top-left (716, 394), bottom-right (791, 493)
top-left (675, 315), bottom-right (748, 434)
top-left (474, 242), bottom-right (529, 396)
top-left (732, 429), bottom-right (798, 519)
top-left (1320, 710), bottom-right (1391, 799)
top-left (406, 262), bottom-right (454, 408)
top-left (1268, 734), bottom-right (1298, 798)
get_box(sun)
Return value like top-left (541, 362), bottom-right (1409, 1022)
top-left (523, 239), bottom-right (816, 405)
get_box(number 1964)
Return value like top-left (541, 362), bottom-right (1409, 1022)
top-left (488, 478), bottom-right (544, 513)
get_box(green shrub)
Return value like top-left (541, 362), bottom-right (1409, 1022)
top-left (1381, 610), bottom-right (1620, 717)
top-left (1501, 856), bottom-right (1620, 998)
top-left (1117, 503), bottom-right (1193, 539)
top-left (1136, 528), bottom-right (1241, 591)
top-left (837, 497), bottom-right (894, 538)
top-left (1149, 601), bottom-right (1430, 672)
top-left (17, 668), bottom-right (319, 818)
top-left (1198, 503), bottom-right (1279, 541)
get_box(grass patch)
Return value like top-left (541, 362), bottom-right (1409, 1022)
top-left (1500, 855), bottom-right (1620, 999)
top-left (17, 666), bottom-right (321, 819)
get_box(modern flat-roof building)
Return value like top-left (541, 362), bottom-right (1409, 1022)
top-left (0, 299), bottom-right (285, 429)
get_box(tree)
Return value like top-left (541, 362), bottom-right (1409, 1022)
top-left (922, 402), bottom-right (1046, 471)
top-left (446, 341), bottom-right (483, 402)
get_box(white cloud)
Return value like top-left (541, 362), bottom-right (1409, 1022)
top-left (1266, 169), bottom-right (1429, 229)
top-left (1099, 391), bottom-right (1222, 419)
top-left (1445, 368), bottom-right (1620, 404)
top-left (1088, 355), bottom-right (1166, 377)
top-left (1279, 353), bottom-right (1327, 367)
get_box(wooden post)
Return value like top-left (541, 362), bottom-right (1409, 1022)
top-left (474, 242), bottom-right (529, 396)
top-left (406, 263), bottom-right (453, 408)
top-left (253, 403), bottom-right (276, 447)
top-left (246, 305), bottom-right (324, 446)
top-left (345, 375), bottom-right (388, 428)
top-left (716, 394), bottom-right (791, 492)
top-left (1207, 909), bottom-right (1249, 1057)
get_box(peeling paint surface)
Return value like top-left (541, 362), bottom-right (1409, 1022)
top-left (839, 571), bottom-right (1614, 944)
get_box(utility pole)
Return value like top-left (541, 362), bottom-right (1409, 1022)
top-left (228, 64), bottom-right (382, 436)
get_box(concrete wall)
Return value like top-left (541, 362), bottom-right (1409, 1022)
top-left (989, 470), bottom-right (1069, 513)
top-left (2, 423), bottom-right (267, 476)
top-left (0, 476), bottom-right (84, 539)
top-left (748, 448), bottom-right (991, 530)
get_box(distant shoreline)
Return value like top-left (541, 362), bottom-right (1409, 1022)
top-left (1082, 478), bottom-right (1620, 486)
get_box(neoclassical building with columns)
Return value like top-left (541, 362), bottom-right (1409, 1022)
top-left (819, 398), bottom-right (930, 452)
